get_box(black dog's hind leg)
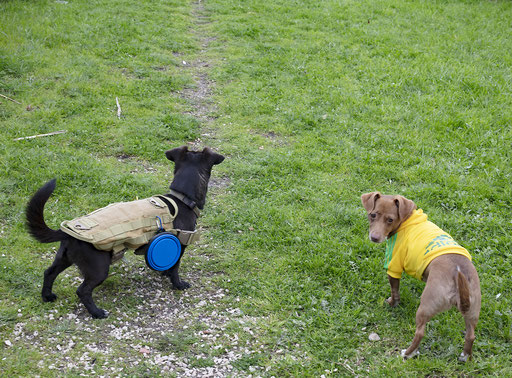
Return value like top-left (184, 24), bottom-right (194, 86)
top-left (42, 244), bottom-right (72, 302)
top-left (75, 249), bottom-right (111, 319)
top-left (163, 259), bottom-right (190, 290)
top-left (76, 277), bottom-right (109, 319)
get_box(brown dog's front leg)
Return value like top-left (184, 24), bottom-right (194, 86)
top-left (386, 275), bottom-right (400, 307)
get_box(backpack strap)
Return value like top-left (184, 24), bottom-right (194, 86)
top-left (157, 195), bottom-right (200, 245)
top-left (167, 190), bottom-right (201, 218)
top-left (174, 229), bottom-right (201, 245)
top-left (155, 195), bottom-right (178, 217)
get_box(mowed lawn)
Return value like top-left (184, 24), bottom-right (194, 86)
top-left (1, 0), bottom-right (512, 376)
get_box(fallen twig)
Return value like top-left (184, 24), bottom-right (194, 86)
top-left (14, 130), bottom-right (67, 141)
top-left (343, 361), bottom-right (355, 375)
top-left (334, 360), bottom-right (356, 375)
top-left (116, 97), bottom-right (122, 119)
top-left (0, 93), bottom-right (22, 105)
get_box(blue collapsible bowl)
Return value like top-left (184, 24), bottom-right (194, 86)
top-left (145, 232), bottom-right (181, 271)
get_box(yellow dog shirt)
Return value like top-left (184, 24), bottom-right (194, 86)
top-left (385, 209), bottom-right (471, 280)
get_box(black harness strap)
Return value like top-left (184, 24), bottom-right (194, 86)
top-left (167, 190), bottom-right (201, 218)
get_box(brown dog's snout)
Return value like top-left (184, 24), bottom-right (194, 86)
top-left (369, 231), bottom-right (385, 243)
top-left (368, 220), bottom-right (388, 243)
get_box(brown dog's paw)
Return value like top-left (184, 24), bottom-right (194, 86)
top-left (458, 352), bottom-right (471, 363)
top-left (386, 297), bottom-right (400, 307)
top-left (401, 349), bottom-right (419, 359)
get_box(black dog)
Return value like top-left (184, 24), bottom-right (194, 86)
top-left (26, 146), bottom-right (224, 318)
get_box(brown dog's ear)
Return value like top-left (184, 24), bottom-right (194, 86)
top-left (394, 195), bottom-right (416, 221)
top-left (202, 147), bottom-right (225, 165)
top-left (165, 146), bottom-right (188, 162)
top-left (361, 192), bottom-right (381, 212)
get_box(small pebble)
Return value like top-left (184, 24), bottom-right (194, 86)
top-left (368, 332), bottom-right (381, 341)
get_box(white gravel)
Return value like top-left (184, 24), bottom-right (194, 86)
top-left (7, 244), bottom-right (280, 376)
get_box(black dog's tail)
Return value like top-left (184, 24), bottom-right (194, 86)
top-left (26, 179), bottom-right (68, 243)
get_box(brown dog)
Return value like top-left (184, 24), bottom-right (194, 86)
top-left (361, 192), bottom-right (481, 362)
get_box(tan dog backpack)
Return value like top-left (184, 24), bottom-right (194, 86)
top-left (60, 196), bottom-right (195, 262)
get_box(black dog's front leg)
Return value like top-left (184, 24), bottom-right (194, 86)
top-left (386, 275), bottom-right (400, 307)
top-left (162, 258), bottom-right (190, 290)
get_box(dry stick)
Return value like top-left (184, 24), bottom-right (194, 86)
top-left (13, 130), bottom-right (67, 141)
top-left (116, 97), bottom-right (122, 119)
top-left (334, 360), bottom-right (355, 375)
top-left (0, 93), bottom-right (22, 105)
top-left (343, 362), bottom-right (355, 375)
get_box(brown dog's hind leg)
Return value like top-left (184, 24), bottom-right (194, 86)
top-left (459, 316), bottom-right (477, 362)
top-left (401, 268), bottom-right (453, 359)
top-left (458, 262), bottom-right (481, 362)
top-left (402, 306), bottom-right (431, 359)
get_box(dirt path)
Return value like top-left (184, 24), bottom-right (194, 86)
top-left (179, 0), bottom-right (219, 150)
top-left (8, 2), bottom-right (261, 376)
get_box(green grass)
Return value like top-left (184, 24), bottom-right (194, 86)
top-left (1, 0), bottom-right (512, 376)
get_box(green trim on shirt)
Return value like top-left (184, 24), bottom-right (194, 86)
top-left (385, 233), bottom-right (397, 269)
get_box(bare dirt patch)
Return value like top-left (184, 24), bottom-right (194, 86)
top-left (209, 176), bottom-right (231, 190)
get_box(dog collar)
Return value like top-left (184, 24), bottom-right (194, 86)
top-left (168, 189), bottom-right (201, 218)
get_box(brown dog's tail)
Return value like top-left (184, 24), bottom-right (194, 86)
top-left (457, 266), bottom-right (471, 313)
top-left (26, 179), bottom-right (68, 243)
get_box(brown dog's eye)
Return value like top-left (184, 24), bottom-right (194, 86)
top-left (370, 213), bottom-right (376, 219)
top-left (387, 218), bottom-right (394, 223)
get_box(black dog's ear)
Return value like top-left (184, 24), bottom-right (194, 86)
top-left (361, 192), bottom-right (381, 212)
top-left (166, 146), bottom-right (188, 162)
top-left (202, 147), bottom-right (225, 165)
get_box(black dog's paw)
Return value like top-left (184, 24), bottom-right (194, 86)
top-left (91, 309), bottom-right (109, 319)
top-left (173, 280), bottom-right (191, 290)
top-left (42, 293), bottom-right (57, 302)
